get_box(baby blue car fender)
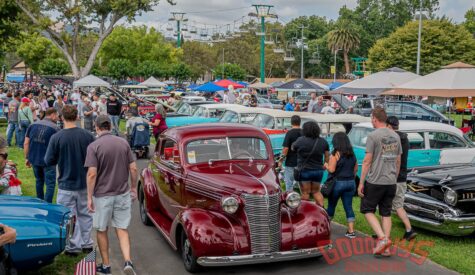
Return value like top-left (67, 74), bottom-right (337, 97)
top-left (0, 196), bottom-right (74, 271)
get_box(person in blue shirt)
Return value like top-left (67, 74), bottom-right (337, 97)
top-left (285, 97), bottom-right (295, 111)
top-left (24, 108), bottom-right (59, 203)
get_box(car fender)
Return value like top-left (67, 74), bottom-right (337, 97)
top-left (171, 209), bottom-right (249, 257)
top-left (440, 148), bottom-right (475, 165)
top-left (141, 168), bottom-right (160, 211)
top-left (281, 201), bottom-right (331, 251)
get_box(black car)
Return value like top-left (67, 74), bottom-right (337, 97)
top-left (352, 99), bottom-right (452, 124)
top-left (405, 164), bottom-right (475, 236)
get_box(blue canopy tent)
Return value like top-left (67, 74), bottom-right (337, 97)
top-left (328, 81), bottom-right (343, 90)
top-left (238, 81), bottom-right (248, 87)
top-left (187, 83), bottom-right (199, 90)
top-left (6, 74), bottom-right (25, 83)
top-left (193, 82), bottom-right (227, 93)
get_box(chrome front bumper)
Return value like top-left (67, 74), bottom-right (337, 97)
top-left (404, 193), bottom-right (475, 236)
top-left (197, 245), bottom-right (332, 267)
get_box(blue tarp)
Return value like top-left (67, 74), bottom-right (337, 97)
top-left (193, 82), bottom-right (227, 93)
top-left (238, 81), bottom-right (248, 87)
top-left (6, 75), bottom-right (25, 83)
top-left (329, 81), bottom-right (343, 90)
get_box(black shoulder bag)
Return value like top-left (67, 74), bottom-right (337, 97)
top-left (321, 156), bottom-right (338, 197)
top-left (293, 138), bottom-right (319, 182)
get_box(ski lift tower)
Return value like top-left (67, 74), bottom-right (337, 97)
top-left (249, 4), bottom-right (277, 83)
top-left (169, 12), bottom-right (187, 48)
top-left (352, 57), bottom-right (368, 77)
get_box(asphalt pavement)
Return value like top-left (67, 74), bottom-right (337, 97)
top-left (100, 157), bottom-right (458, 275)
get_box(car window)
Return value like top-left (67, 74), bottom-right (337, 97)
top-left (177, 103), bottom-right (192, 115)
top-left (251, 114), bottom-right (274, 128)
top-left (160, 139), bottom-right (180, 165)
top-left (240, 113), bottom-right (259, 124)
top-left (319, 123), bottom-right (346, 137)
top-left (192, 106), bottom-right (206, 117)
top-left (354, 100), bottom-right (371, 109)
top-left (186, 137), bottom-right (269, 164)
top-left (279, 117), bottom-right (292, 129)
top-left (348, 127), bottom-right (374, 147)
top-left (208, 108), bottom-right (225, 118)
top-left (428, 131), bottom-right (466, 149)
top-left (219, 111), bottom-right (238, 123)
top-left (406, 132), bottom-right (425, 149)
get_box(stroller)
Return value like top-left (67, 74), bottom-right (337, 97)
top-left (130, 122), bottom-right (151, 159)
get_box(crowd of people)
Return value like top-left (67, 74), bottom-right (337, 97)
top-left (0, 83), bottom-right (140, 275)
top-left (279, 107), bottom-right (417, 257)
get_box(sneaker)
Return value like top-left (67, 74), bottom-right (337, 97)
top-left (403, 230), bottom-right (417, 241)
top-left (380, 248), bottom-right (391, 257)
top-left (373, 238), bottom-right (392, 256)
top-left (96, 264), bottom-right (111, 275)
top-left (345, 231), bottom-right (356, 239)
top-left (124, 261), bottom-right (137, 275)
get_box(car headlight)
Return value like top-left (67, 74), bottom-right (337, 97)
top-left (285, 192), bottom-right (301, 209)
top-left (444, 188), bottom-right (458, 206)
top-left (221, 197), bottom-right (239, 214)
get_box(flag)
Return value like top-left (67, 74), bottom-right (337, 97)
top-left (75, 249), bottom-right (96, 275)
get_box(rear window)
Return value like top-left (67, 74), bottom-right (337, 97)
top-left (348, 127), bottom-right (374, 147)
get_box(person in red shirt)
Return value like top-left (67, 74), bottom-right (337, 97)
top-left (149, 104), bottom-right (168, 142)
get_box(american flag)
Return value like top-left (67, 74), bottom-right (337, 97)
top-left (75, 249), bottom-right (96, 275)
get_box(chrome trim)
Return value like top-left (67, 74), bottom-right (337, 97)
top-left (197, 245), bottom-right (333, 267)
top-left (242, 193), bottom-right (281, 254)
top-left (404, 193), bottom-right (475, 236)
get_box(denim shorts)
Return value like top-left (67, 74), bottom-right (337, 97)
top-left (299, 169), bottom-right (324, 183)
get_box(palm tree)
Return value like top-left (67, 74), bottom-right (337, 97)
top-left (327, 22), bottom-right (360, 75)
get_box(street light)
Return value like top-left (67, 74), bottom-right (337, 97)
top-left (250, 4), bottom-right (276, 83)
top-left (415, 0), bottom-right (428, 75)
top-left (333, 48), bottom-right (342, 82)
top-left (298, 25), bottom-right (307, 79)
top-left (169, 12), bottom-right (187, 48)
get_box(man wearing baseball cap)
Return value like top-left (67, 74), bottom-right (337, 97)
top-left (386, 116), bottom-right (417, 241)
top-left (85, 115), bottom-right (138, 275)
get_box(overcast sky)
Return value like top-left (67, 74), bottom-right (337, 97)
top-left (128, 0), bottom-right (474, 34)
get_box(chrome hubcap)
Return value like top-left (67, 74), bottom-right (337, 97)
top-left (184, 239), bottom-right (192, 264)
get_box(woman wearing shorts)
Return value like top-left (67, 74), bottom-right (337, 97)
top-left (292, 121), bottom-right (329, 206)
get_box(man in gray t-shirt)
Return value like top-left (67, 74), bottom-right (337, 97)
top-left (358, 107), bottom-right (401, 256)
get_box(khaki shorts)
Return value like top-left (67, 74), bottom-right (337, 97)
top-left (392, 182), bottom-right (407, 211)
top-left (93, 192), bottom-right (131, 231)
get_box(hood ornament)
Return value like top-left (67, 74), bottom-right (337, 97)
top-left (439, 174), bottom-right (452, 184)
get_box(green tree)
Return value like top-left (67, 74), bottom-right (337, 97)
top-left (368, 19), bottom-right (475, 75)
top-left (39, 58), bottom-right (70, 75)
top-left (0, 0), bottom-right (20, 59)
top-left (181, 41), bottom-right (216, 79)
top-left (213, 63), bottom-right (247, 81)
top-left (107, 58), bottom-right (134, 80)
top-left (171, 63), bottom-right (192, 83)
top-left (14, 0), bottom-right (175, 78)
top-left (327, 20), bottom-right (360, 74)
top-left (464, 8), bottom-right (475, 35)
top-left (15, 32), bottom-right (62, 73)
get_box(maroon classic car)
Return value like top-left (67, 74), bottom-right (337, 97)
top-left (139, 123), bottom-right (332, 272)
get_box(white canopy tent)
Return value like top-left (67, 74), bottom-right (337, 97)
top-left (139, 77), bottom-right (167, 88)
top-left (332, 67), bottom-right (419, 96)
top-left (73, 75), bottom-right (111, 88)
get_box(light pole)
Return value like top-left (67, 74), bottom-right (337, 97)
top-left (333, 48), bottom-right (342, 82)
top-left (299, 25), bottom-right (307, 79)
top-left (250, 4), bottom-right (275, 83)
top-left (169, 12), bottom-right (187, 48)
top-left (416, 0), bottom-right (423, 75)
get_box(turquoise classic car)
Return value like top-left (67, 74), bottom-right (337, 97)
top-left (349, 120), bottom-right (475, 177)
top-left (166, 104), bottom-right (230, 128)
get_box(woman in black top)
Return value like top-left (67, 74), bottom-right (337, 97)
top-left (324, 132), bottom-right (358, 238)
top-left (292, 121), bottom-right (329, 206)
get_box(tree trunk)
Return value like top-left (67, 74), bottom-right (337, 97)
top-left (343, 51), bottom-right (351, 75)
top-left (80, 22), bottom-right (116, 78)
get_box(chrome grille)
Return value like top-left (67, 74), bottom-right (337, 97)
top-left (242, 193), bottom-right (281, 254)
top-left (462, 192), bottom-right (475, 200)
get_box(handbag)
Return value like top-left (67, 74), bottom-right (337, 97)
top-left (321, 173), bottom-right (336, 197)
top-left (293, 139), bottom-right (320, 181)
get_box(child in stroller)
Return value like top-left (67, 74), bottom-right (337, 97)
top-left (125, 112), bottom-right (151, 159)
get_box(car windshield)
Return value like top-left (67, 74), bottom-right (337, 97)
top-left (177, 103), bottom-right (192, 115)
top-left (348, 126), bottom-right (375, 147)
top-left (219, 111), bottom-right (239, 123)
top-left (186, 137), bottom-right (269, 164)
top-left (251, 114), bottom-right (275, 128)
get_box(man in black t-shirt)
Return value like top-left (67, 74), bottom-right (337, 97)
top-left (279, 115), bottom-right (302, 191)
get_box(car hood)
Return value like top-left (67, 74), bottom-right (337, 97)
top-left (166, 116), bottom-right (219, 128)
top-left (0, 195), bottom-right (70, 222)
top-left (408, 165), bottom-right (475, 191)
top-left (187, 162), bottom-right (280, 196)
